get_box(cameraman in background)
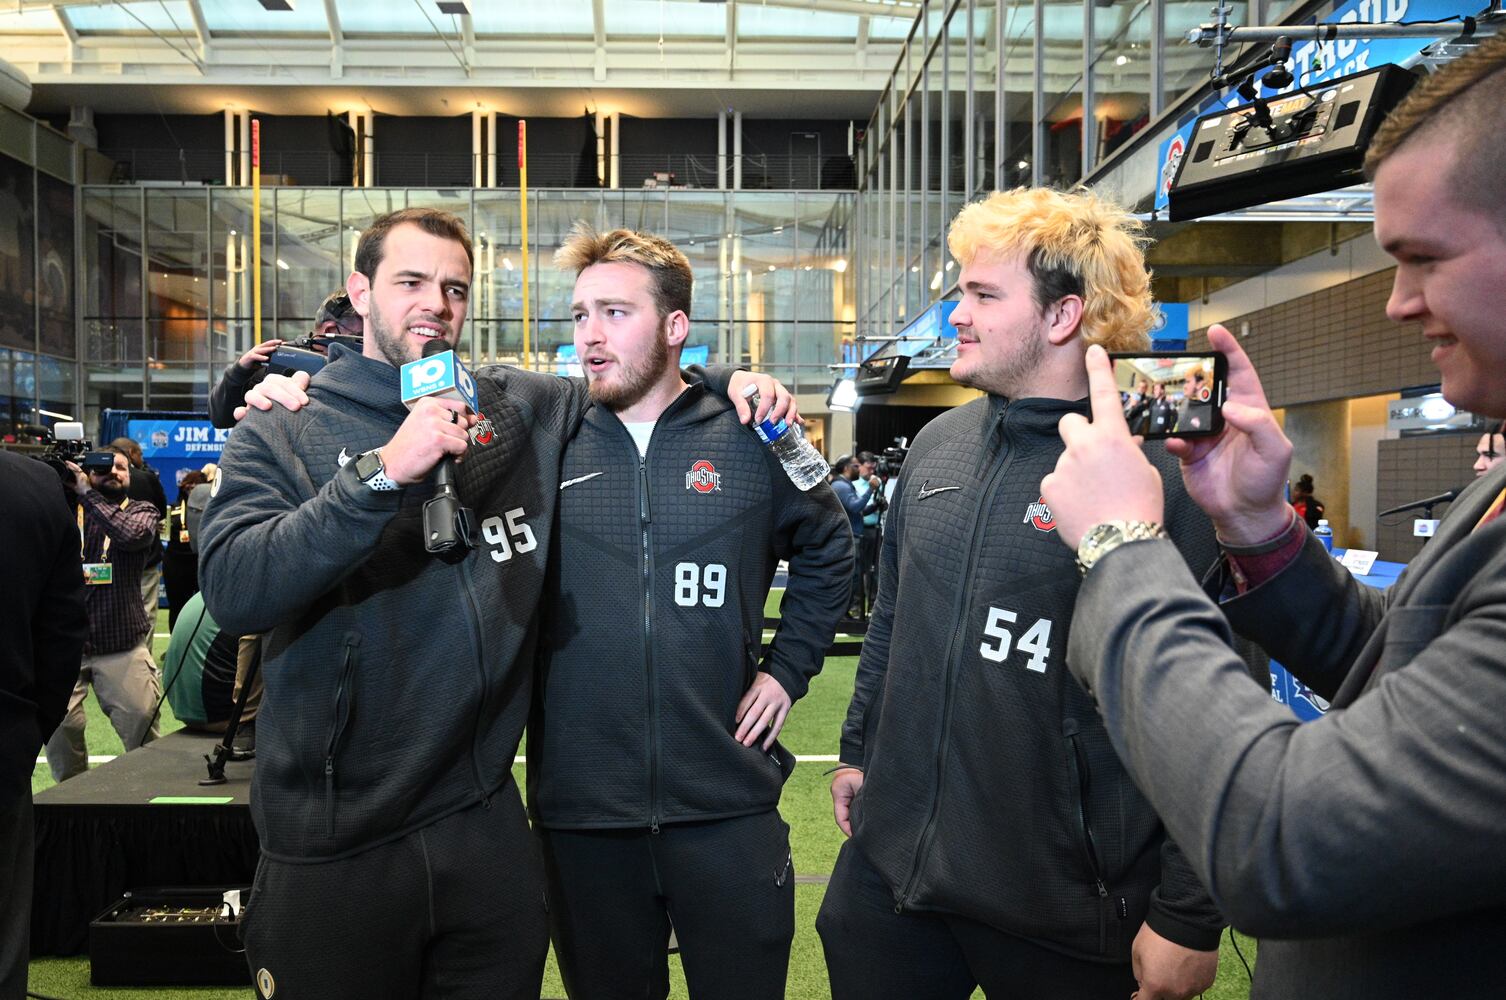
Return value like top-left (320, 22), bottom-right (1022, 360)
top-left (108, 437), bottom-right (168, 627)
top-left (852, 452), bottom-right (889, 619)
top-left (45, 450), bottom-right (162, 782)
top-left (207, 289), bottom-right (363, 428)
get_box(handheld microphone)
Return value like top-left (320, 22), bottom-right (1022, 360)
top-left (1378, 488), bottom-right (1460, 518)
top-left (406, 339), bottom-right (477, 563)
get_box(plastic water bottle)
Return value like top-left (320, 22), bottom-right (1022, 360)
top-left (1314, 518), bottom-right (1334, 553)
top-left (740, 384), bottom-right (830, 491)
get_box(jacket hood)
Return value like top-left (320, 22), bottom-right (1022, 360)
top-left (310, 343), bottom-right (411, 423)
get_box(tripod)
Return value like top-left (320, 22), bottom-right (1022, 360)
top-left (200, 639), bottom-right (261, 786)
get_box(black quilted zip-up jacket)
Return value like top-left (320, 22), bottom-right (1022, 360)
top-left (528, 383), bottom-right (852, 830)
top-left (199, 347), bottom-right (588, 862)
top-left (842, 393), bottom-right (1231, 961)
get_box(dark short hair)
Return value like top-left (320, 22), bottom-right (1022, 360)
top-left (176, 470), bottom-right (207, 505)
top-left (857, 451), bottom-right (878, 465)
top-left (354, 208), bottom-right (474, 281)
top-left (314, 289), bottom-right (355, 326)
top-left (108, 437), bottom-right (142, 465)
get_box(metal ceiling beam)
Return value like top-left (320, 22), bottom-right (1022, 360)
top-left (323, 0), bottom-right (343, 77)
top-left (184, 0), bottom-right (209, 57)
top-left (725, 2), bottom-right (736, 76)
top-left (107, 0), bottom-right (204, 72)
top-left (5, 41), bottom-right (1101, 96)
top-left (592, 0), bottom-right (606, 81)
top-left (52, 4), bottom-right (80, 64)
top-left (687, 0), bottom-right (921, 17)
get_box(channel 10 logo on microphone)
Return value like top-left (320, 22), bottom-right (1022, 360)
top-left (400, 349), bottom-right (478, 412)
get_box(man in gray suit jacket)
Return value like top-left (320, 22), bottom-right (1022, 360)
top-left (1038, 34), bottom-right (1506, 999)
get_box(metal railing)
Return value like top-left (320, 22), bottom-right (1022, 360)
top-left (104, 150), bottom-right (860, 191)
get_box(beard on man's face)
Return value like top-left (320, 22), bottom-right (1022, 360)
top-left (96, 481), bottom-right (127, 501)
top-left (586, 322), bottom-right (672, 412)
top-left (366, 297), bottom-right (453, 369)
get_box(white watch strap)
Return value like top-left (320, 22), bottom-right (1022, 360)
top-left (364, 469), bottom-right (401, 492)
top-left (358, 450), bottom-right (401, 492)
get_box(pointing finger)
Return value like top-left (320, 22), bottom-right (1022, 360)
top-left (1084, 345), bottom-right (1127, 431)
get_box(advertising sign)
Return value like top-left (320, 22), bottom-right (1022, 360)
top-left (127, 418), bottom-right (230, 490)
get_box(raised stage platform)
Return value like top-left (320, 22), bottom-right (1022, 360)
top-left (32, 728), bottom-right (259, 955)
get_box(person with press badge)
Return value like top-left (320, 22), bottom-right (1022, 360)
top-left (45, 447), bottom-right (164, 783)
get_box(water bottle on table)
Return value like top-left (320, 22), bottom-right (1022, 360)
top-left (740, 384), bottom-right (829, 491)
top-left (1314, 518), bottom-right (1333, 553)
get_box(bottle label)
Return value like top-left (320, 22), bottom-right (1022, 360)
top-left (755, 416), bottom-right (789, 445)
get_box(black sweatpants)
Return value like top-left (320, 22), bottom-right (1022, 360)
top-left (240, 791), bottom-right (548, 1000)
top-left (540, 810), bottom-right (794, 1000)
top-left (817, 841), bottom-right (1138, 1000)
top-left (0, 795), bottom-right (31, 1000)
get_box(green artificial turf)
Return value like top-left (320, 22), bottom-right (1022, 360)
top-left (28, 608), bottom-right (1260, 998)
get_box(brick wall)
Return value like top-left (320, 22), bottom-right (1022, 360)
top-left (1375, 434), bottom-right (1479, 563)
top-left (1189, 267), bottom-right (1434, 409)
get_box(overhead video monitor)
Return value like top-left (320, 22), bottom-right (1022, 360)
top-left (1167, 63), bottom-right (1417, 221)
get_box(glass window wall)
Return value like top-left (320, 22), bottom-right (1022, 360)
top-left (1090, 1), bottom-right (1155, 171)
top-left (64, 185), bottom-right (852, 422)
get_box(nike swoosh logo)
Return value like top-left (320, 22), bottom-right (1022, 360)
top-left (559, 472), bottom-right (604, 490)
top-left (336, 448), bottom-right (353, 468)
top-left (917, 480), bottom-right (961, 501)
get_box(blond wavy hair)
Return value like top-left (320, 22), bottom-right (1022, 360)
top-left (554, 223), bottom-right (694, 319)
top-left (947, 188), bottom-right (1155, 351)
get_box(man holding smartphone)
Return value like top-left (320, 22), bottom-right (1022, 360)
top-left (818, 187), bottom-right (1249, 1000)
top-left (1042, 33), bottom-right (1506, 997)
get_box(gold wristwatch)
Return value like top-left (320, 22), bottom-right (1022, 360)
top-left (1075, 521), bottom-right (1167, 575)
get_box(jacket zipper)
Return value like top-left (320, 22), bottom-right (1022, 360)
top-left (609, 395), bottom-right (693, 835)
top-left (1064, 719), bottom-right (1112, 954)
top-left (896, 401), bottom-right (1014, 911)
top-left (324, 635), bottom-right (359, 837)
top-left (460, 557), bottom-right (492, 809)
top-left (640, 455), bottom-right (660, 834)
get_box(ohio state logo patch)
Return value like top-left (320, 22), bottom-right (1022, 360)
top-left (685, 459), bottom-right (721, 494)
top-left (471, 414), bottom-right (494, 445)
top-left (1024, 496), bottom-right (1056, 532)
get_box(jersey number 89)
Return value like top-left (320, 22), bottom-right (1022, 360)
top-left (675, 562), bottom-right (727, 608)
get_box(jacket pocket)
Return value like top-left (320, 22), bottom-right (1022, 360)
top-left (767, 740), bottom-right (796, 783)
top-left (1062, 717), bottom-right (1111, 955)
top-left (742, 627), bottom-right (760, 688)
top-left (323, 632), bottom-right (361, 838)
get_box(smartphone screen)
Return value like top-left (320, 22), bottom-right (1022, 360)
top-left (1107, 351), bottom-right (1228, 439)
